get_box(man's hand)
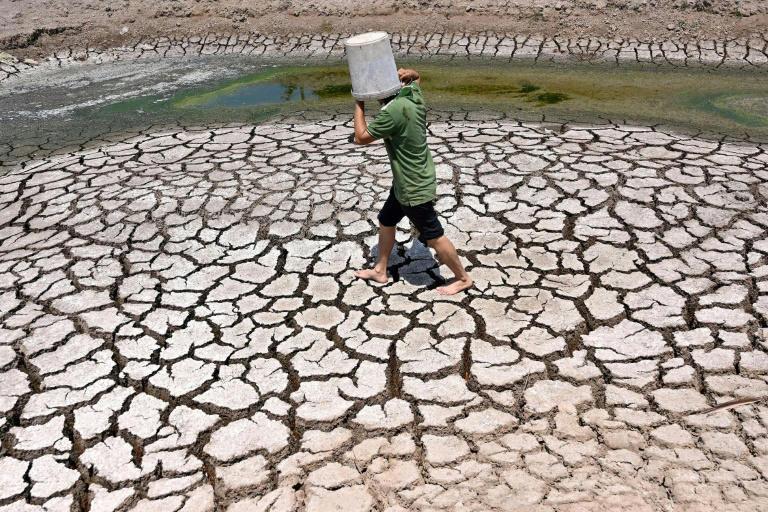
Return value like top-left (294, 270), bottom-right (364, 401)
top-left (398, 68), bottom-right (420, 85)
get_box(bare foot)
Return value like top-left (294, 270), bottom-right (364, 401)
top-left (355, 268), bottom-right (388, 284)
top-left (437, 278), bottom-right (473, 295)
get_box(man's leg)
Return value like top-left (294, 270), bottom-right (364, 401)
top-left (356, 190), bottom-right (403, 283)
top-left (405, 200), bottom-right (473, 295)
top-left (355, 224), bottom-right (396, 283)
top-left (427, 236), bottom-right (473, 295)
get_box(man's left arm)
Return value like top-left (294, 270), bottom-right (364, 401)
top-left (353, 101), bottom-right (376, 145)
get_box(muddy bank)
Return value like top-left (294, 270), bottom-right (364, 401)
top-left (4, 30), bottom-right (768, 87)
top-left (2, 0), bottom-right (767, 59)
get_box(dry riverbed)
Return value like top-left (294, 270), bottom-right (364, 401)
top-left (2, 110), bottom-right (768, 511)
top-left (2, 3), bottom-right (768, 511)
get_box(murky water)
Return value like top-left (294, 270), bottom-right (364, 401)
top-left (200, 83), bottom-right (319, 107)
top-left (1, 55), bottom-right (767, 164)
top-left (129, 62), bottom-right (768, 135)
top-left (114, 63), bottom-right (768, 135)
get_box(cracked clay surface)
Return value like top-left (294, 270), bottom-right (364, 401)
top-left (1, 110), bottom-right (768, 511)
top-left (3, 31), bottom-right (768, 83)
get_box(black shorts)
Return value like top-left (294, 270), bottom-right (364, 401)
top-left (377, 189), bottom-right (444, 244)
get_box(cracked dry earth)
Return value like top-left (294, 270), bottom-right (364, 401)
top-left (5, 32), bottom-right (768, 83)
top-left (2, 110), bottom-right (768, 512)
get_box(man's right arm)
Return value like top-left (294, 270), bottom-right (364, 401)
top-left (358, 104), bottom-right (399, 143)
top-left (353, 101), bottom-right (376, 145)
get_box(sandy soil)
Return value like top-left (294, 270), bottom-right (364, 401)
top-left (1, 0), bottom-right (767, 59)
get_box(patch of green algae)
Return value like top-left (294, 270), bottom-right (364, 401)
top-left (104, 61), bottom-right (768, 138)
top-left (687, 92), bottom-right (768, 128)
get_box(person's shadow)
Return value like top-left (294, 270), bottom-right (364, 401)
top-left (370, 238), bottom-right (445, 287)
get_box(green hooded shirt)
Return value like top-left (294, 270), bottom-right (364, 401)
top-left (366, 82), bottom-right (437, 206)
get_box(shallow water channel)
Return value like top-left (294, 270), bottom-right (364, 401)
top-left (1, 55), bottom-right (767, 162)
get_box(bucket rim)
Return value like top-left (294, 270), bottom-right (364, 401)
top-left (344, 31), bottom-right (390, 47)
top-left (351, 83), bottom-right (402, 101)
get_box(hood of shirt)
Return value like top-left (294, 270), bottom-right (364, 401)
top-left (396, 83), bottom-right (423, 105)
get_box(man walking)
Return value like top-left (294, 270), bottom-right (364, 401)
top-left (352, 68), bottom-right (473, 295)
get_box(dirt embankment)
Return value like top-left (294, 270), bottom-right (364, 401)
top-left (1, 0), bottom-right (767, 58)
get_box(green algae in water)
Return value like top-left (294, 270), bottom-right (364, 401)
top-left (314, 83), bottom-right (353, 98)
top-left (102, 62), bottom-right (768, 139)
top-left (168, 67), bottom-right (352, 109)
top-left (166, 66), bottom-right (565, 109)
top-left (687, 92), bottom-right (768, 127)
top-left (204, 83), bottom-right (318, 107)
top-left (432, 83), bottom-right (524, 96)
top-left (426, 76), bottom-right (554, 99)
top-left (531, 92), bottom-right (569, 105)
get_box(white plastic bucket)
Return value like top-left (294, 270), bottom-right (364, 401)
top-left (344, 32), bottom-right (401, 101)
